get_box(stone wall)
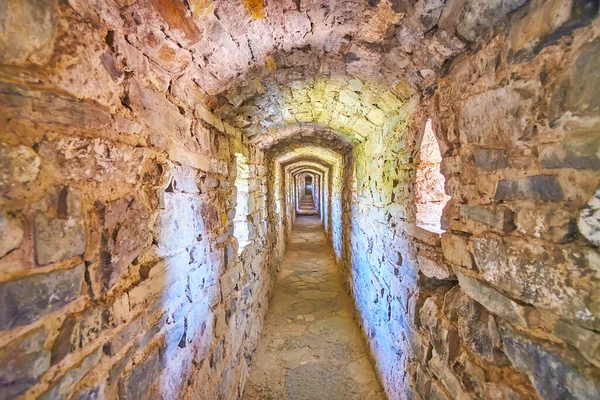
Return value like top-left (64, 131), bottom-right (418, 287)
top-left (341, 3), bottom-right (600, 400)
top-left (0, 2), bottom-right (282, 398)
top-left (343, 2), bottom-right (600, 399)
top-left (414, 2), bottom-right (600, 398)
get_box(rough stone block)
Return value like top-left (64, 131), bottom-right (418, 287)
top-left (0, 265), bottom-right (84, 330)
top-left (455, 293), bottom-right (508, 365)
top-left (128, 79), bottom-right (191, 142)
top-left (508, 0), bottom-right (589, 57)
top-left (88, 195), bottom-right (151, 297)
top-left (0, 0), bottom-right (57, 65)
top-left (41, 348), bottom-right (102, 400)
top-left (103, 316), bottom-right (144, 357)
top-left (428, 350), bottom-right (471, 400)
top-left (34, 187), bottom-right (86, 266)
top-left (417, 254), bottom-right (455, 280)
top-left (451, 0), bottom-right (528, 42)
top-left (441, 232), bottom-right (473, 269)
top-left (118, 350), bottom-right (160, 399)
top-left (0, 327), bottom-right (50, 398)
top-left (460, 205), bottom-right (515, 233)
top-left (154, 193), bottom-right (205, 256)
top-left (459, 84), bottom-right (535, 146)
top-left (550, 37), bottom-right (600, 120)
top-left (578, 188), bottom-right (600, 247)
top-left (554, 320), bottom-right (600, 368)
top-left (400, 222), bottom-right (442, 246)
top-left (539, 133), bottom-right (600, 170)
top-left (0, 144), bottom-right (41, 192)
top-left (495, 175), bottom-right (563, 202)
top-left (473, 233), bottom-right (600, 330)
top-left (516, 203), bottom-right (576, 243)
top-left (70, 385), bottom-right (104, 400)
top-left (452, 267), bottom-right (529, 328)
top-left (0, 211), bottom-right (24, 258)
top-left (500, 321), bottom-right (600, 399)
top-left (472, 148), bottom-right (507, 173)
top-left (52, 308), bottom-right (106, 365)
top-left (38, 138), bottom-right (145, 184)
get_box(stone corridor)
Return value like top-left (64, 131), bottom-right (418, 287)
top-left (1, 1), bottom-right (600, 399)
top-left (243, 216), bottom-right (384, 400)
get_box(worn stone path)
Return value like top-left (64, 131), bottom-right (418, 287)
top-left (243, 215), bottom-right (385, 400)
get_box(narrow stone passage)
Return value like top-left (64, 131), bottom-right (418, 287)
top-left (243, 216), bottom-right (384, 400)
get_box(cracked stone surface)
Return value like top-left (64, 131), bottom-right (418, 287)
top-left (243, 215), bottom-right (384, 400)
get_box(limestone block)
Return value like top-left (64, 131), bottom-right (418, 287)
top-left (126, 24), bottom-right (191, 74)
top-left (51, 308), bottom-right (106, 364)
top-left (473, 233), bottom-right (600, 330)
top-left (161, 321), bottom-right (186, 364)
top-left (417, 254), bottom-right (455, 280)
top-left (118, 350), bottom-right (160, 399)
top-left (441, 232), bottom-right (473, 269)
top-left (0, 0), bottom-right (57, 65)
top-left (428, 350), bottom-right (471, 400)
top-left (154, 193), bottom-right (205, 256)
top-left (103, 316), bottom-right (144, 356)
top-left (459, 205), bottom-right (515, 233)
top-left (88, 195), bottom-right (151, 297)
top-left (500, 321), bottom-right (600, 399)
top-left (0, 212), bottom-right (24, 258)
top-left (34, 187), bottom-right (85, 266)
top-left (508, 0), bottom-right (574, 56)
top-left (440, 156), bottom-right (461, 176)
top-left (516, 203), bottom-right (576, 243)
top-left (539, 132), bottom-right (600, 170)
top-left (453, 0), bottom-right (528, 42)
top-left (579, 188), bottom-right (600, 247)
top-left (128, 251), bottom-right (191, 310)
top-left (459, 84), bottom-right (535, 146)
top-left (127, 79), bottom-right (190, 142)
top-left (41, 348), bottom-right (102, 400)
top-left (0, 327), bottom-right (50, 398)
top-left (495, 175), bottom-right (563, 202)
top-left (472, 148), bottom-right (507, 173)
top-left (0, 145), bottom-right (41, 192)
top-left (455, 293), bottom-right (508, 365)
top-left (38, 137), bottom-right (145, 184)
top-left (551, 37), bottom-right (600, 121)
top-left (452, 267), bottom-right (529, 328)
top-left (554, 320), bottom-right (600, 368)
top-left (0, 265), bottom-right (84, 330)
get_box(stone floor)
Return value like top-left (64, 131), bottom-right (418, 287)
top-left (243, 215), bottom-right (385, 400)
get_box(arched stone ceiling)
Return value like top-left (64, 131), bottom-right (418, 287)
top-left (66, 0), bottom-right (529, 154)
top-left (285, 160), bottom-right (331, 178)
top-left (72, 0), bottom-right (528, 99)
top-left (274, 145), bottom-right (342, 165)
top-left (290, 168), bottom-right (327, 181)
top-left (215, 72), bottom-right (412, 143)
top-left (267, 131), bottom-right (353, 158)
top-left (296, 171), bottom-right (319, 180)
top-left (290, 165), bottom-right (326, 176)
top-left (250, 123), bottom-right (356, 150)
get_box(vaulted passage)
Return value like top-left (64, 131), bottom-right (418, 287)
top-left (1, 1), bottom-right (600, 400)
